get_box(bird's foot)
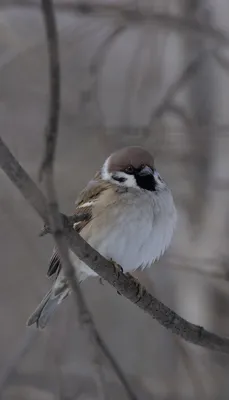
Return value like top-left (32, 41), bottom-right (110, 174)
top-left (110, 259), bottom-right (123, 275)
top-left (110, 259), bottom-right (123, 296)
top-left (125, 273), bottom-right (145, 302)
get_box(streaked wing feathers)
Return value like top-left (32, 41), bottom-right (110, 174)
top-left (47, 172), bottom-right (112, 278)
top-left (47, 251), bottom-right (61, 277)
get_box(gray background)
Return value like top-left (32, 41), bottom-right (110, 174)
top-left (1, 1), bottom-right (229, 399)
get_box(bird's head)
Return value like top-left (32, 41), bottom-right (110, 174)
top-left (102, 146), bottom-right (166, 192)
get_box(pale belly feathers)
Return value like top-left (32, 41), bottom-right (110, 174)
top-left (69, 187), bottom-right (176, 280)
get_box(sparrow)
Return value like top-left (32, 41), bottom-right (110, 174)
top-left (27, 146), bottom-right (177, 328)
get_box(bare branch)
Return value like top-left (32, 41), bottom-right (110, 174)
top-left (39, 0), bottom-right (60, 180)
top-left (40, 1), bottom-right (137, 400)
top-left (2, 136), bottom-right (229, 354)
top-left (0, 137), bottom-right (49, 224)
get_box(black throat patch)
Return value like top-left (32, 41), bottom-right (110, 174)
top-left (134, 172), bottom-right (156, 191)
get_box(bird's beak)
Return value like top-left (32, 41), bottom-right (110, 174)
top-left (139, 165), bottom-right (154, 176)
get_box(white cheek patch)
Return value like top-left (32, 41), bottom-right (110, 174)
top-left (125, 175), bottom-right (138, 188)
top-left (112, 171), bottom-right (137, 188)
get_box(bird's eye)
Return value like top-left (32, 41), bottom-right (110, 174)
top-left (125, 165), bottom-right (134, 174)
top-left (140, 164), bottom-right (146, 170)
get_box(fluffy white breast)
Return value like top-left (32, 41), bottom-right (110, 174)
top-left (71, 187), bottom-right (177, 277)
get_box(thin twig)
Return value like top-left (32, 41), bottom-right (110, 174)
top-left (2, 135), bottom-right (229, 354)
top-left (40, 1), bottom-right (136, 400)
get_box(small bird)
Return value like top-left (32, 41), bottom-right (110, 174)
top-left (27, 146), bottom-right (177, 328)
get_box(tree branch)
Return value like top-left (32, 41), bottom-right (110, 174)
top-left (2, 135), bottom-right (229, 354)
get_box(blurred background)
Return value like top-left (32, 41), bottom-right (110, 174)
top-left (1, 0), bottom-right (229, 399)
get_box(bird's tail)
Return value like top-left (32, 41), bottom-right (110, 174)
top-left (26, 287), bottom-right (68, 329)
top-left (27, 259), bottom-right (94, 329)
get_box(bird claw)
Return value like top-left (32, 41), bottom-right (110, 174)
top-left (110, 259), bottom-right (123, 296)
top-left (110, 259), bottom-right (123, 274)
top-left (125, 273), bottom-right (145, 301)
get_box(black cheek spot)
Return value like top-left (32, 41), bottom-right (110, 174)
top-left (112, 174), bottom-right (126, 183)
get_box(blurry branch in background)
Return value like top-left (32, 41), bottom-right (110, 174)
top-left (0, 330), bottom-right (39, 395)
top-left (213, 49), bottom-right (229, 73)
top-left (134, 271), bottom-right (208, 399)
top-left (184, 1), bottom-right (215, 230)
top-left (148, 48), bottom-right (209, 128)
top-left (40, 1), bottom-right (137, 400)
top-left (121, 30), bottom-right (148, 125)
top-left (2, 0), bottom-right (229, 47)
top-left (87, 23), bottom-right (126, 126)
top-left (174, 337), bottom-right (207, 399)
top-left (163, 255), bottom-right (229, 282)
top-left (164, 103), bottom-right (193, 127)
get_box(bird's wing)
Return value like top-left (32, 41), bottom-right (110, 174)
top-left (47, 174), bottom-right (112, 278)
